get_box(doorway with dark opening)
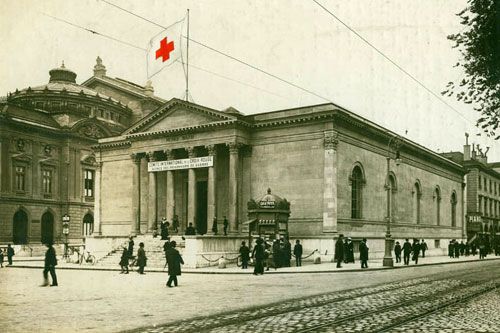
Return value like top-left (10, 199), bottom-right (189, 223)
top-left (13, 210), bottom-right (28, 244)
top-left (41, 211), bottom-right (54, 244)
top-left (196, 181), bottom-right (208, 234)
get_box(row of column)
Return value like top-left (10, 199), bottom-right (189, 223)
top-left (130, 143), bottom-right (242, 235)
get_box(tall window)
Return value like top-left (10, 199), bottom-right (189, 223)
top-left (434, 187), bottom-right (441, 225)
top-left (83, 213), bottom-right (94, 236)
top-left (413, 182), bottom-right (422, 224)
top-left (451, 192), bottom-right (457, 227)
top-left (84, 170), bottom-right (95, 197)
top-left (15, 166), bottom-right (26, 191)
top-left (42, 169), bottom-right (52, 194)
top-left (351, 166), bottom-right (363, 219)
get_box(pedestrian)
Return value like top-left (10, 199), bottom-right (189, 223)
top-left (127, 236), bottom-right (134, 258)
top-left (211, 216), bottom-right (218, 235)
top-left (448, 240), bottom-right (455, 258)
top-left (412, 239), bottom-right (421, 264)
top-left (264, 241), bottom-right (272, 271)
top-left (471, 242), bottom-right (477, 256)
top-left (454, 240), bottom-right (460, 259)
top-left (223, 216), bottom-right (229, 236)
top-left (334, 234), bottom-right (344, 268)
top-left (163, 239), bottom-right (171, 269)
top-left (359, 238), bottom-right (369, 268)
top-left (0, 248), bottom-right (4, 267)
top-left (402, 239), bottom-right (412, 265)
top-left (172, 214), bottom-right (179, 233)
top-left (346, 237), bottom-right (355, 263)
top-left (272, 239), bottom-right (281, 269)
top-left (165, 241), bottom-right (184, 287)
top-left (293, 239), bottom-right (303, 267)
top-left (465, 241), bottom-right (470, 256)
top-left (459, 241), bottom-right (465, 256)
top-left (41, 242), bottom-right (58, 287)
top-left (394, 241), bottom-right (402, 263)
top-left (185, 223), bottom-right (196, 235)
top-left (119, 247), bottom-right (129, 274)
top-left (252, 238), bottom-right (265, 275)
top-left (283, 237), bottom-right (292, 267)
top-left (160, 218), bottom-right (169, 240)
top-left (479, 239), bottom-right (486, 260)
top-left (136, 242), bottom-right (147, 274)
top-left (6, 244), bottom-right (14, 266)
top-left (420, 239), bottom-right (428, 258)
top-left (239, 241), bottom-right (250, 269)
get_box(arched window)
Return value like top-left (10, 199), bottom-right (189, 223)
top-left (83, 213), bottom-right (94, 236)
top-left (388, 173), bottom-right (397, 221)
top-left (434, 186), bottom-right (441, 225)
top-left (451, 192), bottom-right (457, 227)
top-left (413, 181), bottom-right (422, 224)
top-left (350, 165), bottom-right (364, 219)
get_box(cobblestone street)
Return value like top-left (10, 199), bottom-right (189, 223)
top-left (1, 260), bottom-right (499, 332)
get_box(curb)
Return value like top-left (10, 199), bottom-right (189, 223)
top-left (5, 257), bottom-right (500, 274)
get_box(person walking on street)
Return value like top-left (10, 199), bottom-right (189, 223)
top-left (166, 241), bottom-right (184, 287)
top-left (136, 242), bottom-right (147, 274)
top-left (335, 234), bottom-right (345, 268)
top-left (346, 237), bottom-right (355, 263)
top-left (0, 248), bottom-right (4, 267)
top-left (359, 238), bottom-right (369, 268)
top-left (412, 239), bottom-right (421, 264)
top-left (127, 236), bottom-right (134, 258)
top-left (163, 240), bottom-right (171, 269)
top-left (402, 239), bottom-right (412, 265)
top-left (6, 244), bottom-right (14, 266)
top-left (420, 239), bottom-right (428, 258)
top-left (459, 241), bottom-right (465, 256)
top-left (211, 216), bottom-right (218, 235)
top-left (252, 238), bottom-right (265, 275)
top-left (223, 216), bottom-right (229, 236)
top-left (239, 241), bottom-right (250, 269)
top-left (283, 237), bottom-right (292, 267)
top-left (293, 240), bottom-right (303, 267)
top-left (448, 240), bottom-right (455, 258)
top-left (394, 241), bottom-right (402, 263)
top-left (41, 243), bottom-right (58, 286)
top-left (272, 239), bottom-right (281, 269)
top-left (454, 240), bottom-right (460, 258)
top-left (119, 247), bottom-right (129, 274)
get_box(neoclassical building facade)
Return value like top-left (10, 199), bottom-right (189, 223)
top-left (95, 99), bottom-right (466, 255)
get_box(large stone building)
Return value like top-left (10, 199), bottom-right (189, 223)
top-left (94, 96), bottom-right (467, 263)
top-left (0, 58), bottom-right (164, 251)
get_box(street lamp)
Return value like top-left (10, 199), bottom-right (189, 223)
top-left (62, 214), bottom-right (70, 259)
top-left (382, 135), bottom-right (402, 267)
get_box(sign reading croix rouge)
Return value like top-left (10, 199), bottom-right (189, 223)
top-left (155, 37), bottom-right (175, 62)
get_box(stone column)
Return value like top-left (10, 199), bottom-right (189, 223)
top-left (322, 130), bottom-right (339, 233)
top-left (187, 147), bottom-right (197, 231)
top-left (131, 153), bottom-right (142, 235)
top-left (146, 152), bottom-right (157, 233)
top-left (206, 145), bottom-right (217, 231)
top-left (93, 161), bottom-right (103, 235)
top-left (164, 149), bottom-right (175, 222)
top-left (227, 142), bottom-right (240, 233)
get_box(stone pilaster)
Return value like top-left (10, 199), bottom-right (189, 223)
top-left (131, 153), bottom-right (141, 235)
top-left (164, 149), bottom-right (175, 222)
top-left (322, 130), bottom-right (339, 233)
top-left (93, 161), bottom-right (103, 235)
top-left (227, 142), bottom-right (241, 233)
top-left (146, 152), bottom-right (157, 233)
top-left (206, 145), bottom-right (217, 230)
top-left (187, 147), bottom-right (197, 231)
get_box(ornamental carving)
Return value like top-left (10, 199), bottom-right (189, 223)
top-left (146, 151), bottom-right (156, 162)
top-left (324, 131), bottom-right (339, 150)
top-left (44, 144), bottom-right (52, 156)
top-left (226, 142), bottom-right (243, 154)
top-left (78, 124), bottom-right (106, 139)
top-left (206, 144), bottom-right (217, 156)
top-left (81, 154), bottom-right (98, 166)
top-left (16, 139), bottom-right (25, 152)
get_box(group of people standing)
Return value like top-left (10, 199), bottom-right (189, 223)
top-left (248, 237), bottom-right (304, 275)
top-left (394, 239), bottom-right (427, 265)
top-left (334, 235), bottom-right (369, 269)
top-left (0, 244), bottom-right (15, 267)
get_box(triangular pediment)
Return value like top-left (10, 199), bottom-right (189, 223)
top-left (124, 99), bottom-right (236, 135)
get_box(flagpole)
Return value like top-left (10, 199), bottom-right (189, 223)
top-left (185, 8), bottom-right (190, 102)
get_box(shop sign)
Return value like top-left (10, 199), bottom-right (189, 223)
top-left (259, 200), bottom-right (275, 208)
top-left (148, 156), bottom-right (213, 172)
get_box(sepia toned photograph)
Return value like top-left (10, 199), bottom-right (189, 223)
top-left (1, 1), bottom-right (499, 332)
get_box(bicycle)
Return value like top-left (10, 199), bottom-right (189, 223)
top-left (79, 250), bottom-right (96, 265)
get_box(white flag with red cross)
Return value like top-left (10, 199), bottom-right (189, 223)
top-left (146, 17), bottom-right (186, 79)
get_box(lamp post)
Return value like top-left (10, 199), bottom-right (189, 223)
top-left (382, 135), bottom-right (402, 267)
top-left (62, 214), bottom-right (70, 259)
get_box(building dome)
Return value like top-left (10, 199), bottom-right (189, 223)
top-left (49, 62), bottom-right (77, 83)
top-left (255, 188), bottom-right (289, 210)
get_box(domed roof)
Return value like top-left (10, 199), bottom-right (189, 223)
top-left (256, 188), bottom-right (289, 210)
top-left (49, 62), bottom-right (77, 83)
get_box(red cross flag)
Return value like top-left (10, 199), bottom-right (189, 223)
top-left (146, 17), bottom-right (186, 78)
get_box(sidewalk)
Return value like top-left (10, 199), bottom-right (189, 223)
top-left (6, 254), bottom-right (500, 274)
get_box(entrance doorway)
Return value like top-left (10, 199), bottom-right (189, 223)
top-left (196, 181), bottom-right (208, 234)
top-left (13, 210), bottom-right (28, 244)
top-left (41, 211), bottom-right (54, 244)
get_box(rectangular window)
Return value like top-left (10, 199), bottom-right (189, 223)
top-left (15, 166), bottom-right (26, 191)
top-left (84, 170), bottom-right (95, 197)
top-left (42, 169), bottom-right (52, 194)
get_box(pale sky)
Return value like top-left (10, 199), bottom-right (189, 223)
top-left (1, 0), bottom-right (499, 161)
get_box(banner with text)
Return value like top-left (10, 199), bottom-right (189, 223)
top-left (148, 156), bottom-right (213, 172)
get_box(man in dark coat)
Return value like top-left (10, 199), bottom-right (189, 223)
top-left (412, 239), bottom-right (421, 264)
top-left (272, 239), bottom-right (282, 269)
top-left (163, 240), bottom-right (171, 269)
top-left (127, 236), bottom-right (135, 258)
top-left (420, 239), bottom-right (428, 258)
top-left (223, 216), bottom-right (229, 236)
top-left (252, 238), bottom-right (265, 275)
top-left (136, 242), bottom-right (147, 274)
top-left (394, 241), bottom-right (402, 263)
top-left (283, 237), bottom-right (292, 267)
top-left (42, 243), bottom-right (58, 286)
top-left (239, 241), bottom-right (250, 269)
top-left (359, 238), bottom-right (369, 268)
top-left (334, 234), bottom-right (344, 268)
top-left (448, 240), bottom-right (455, 258)
top-left (172, 215), bottom-right (179, 233)
top-left (185, 223), bottom-right (196, 235)
top-left (119, 247), bottom-right (129, 274)
top-left (402, 239), bottom-right (412, 265)
top-left (166, 241), bottom-right (184, 287)
top-left (211, 216), bottom-right (218, 235)
top-left (6, 244), bottom-right (14, 266)
top-left (293, 239), bottom-right (303, 267)
top-left (454, 240), bottom-right (460, 258)
top-left (346, 238), bottom-right (355, 263)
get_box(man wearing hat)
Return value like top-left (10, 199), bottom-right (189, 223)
top-left (41, 242), bottom-right (58, 286)
top-left (165, 241), bottom-right (184, 287)
top-left (334, 234), bottom-right (345, 268)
